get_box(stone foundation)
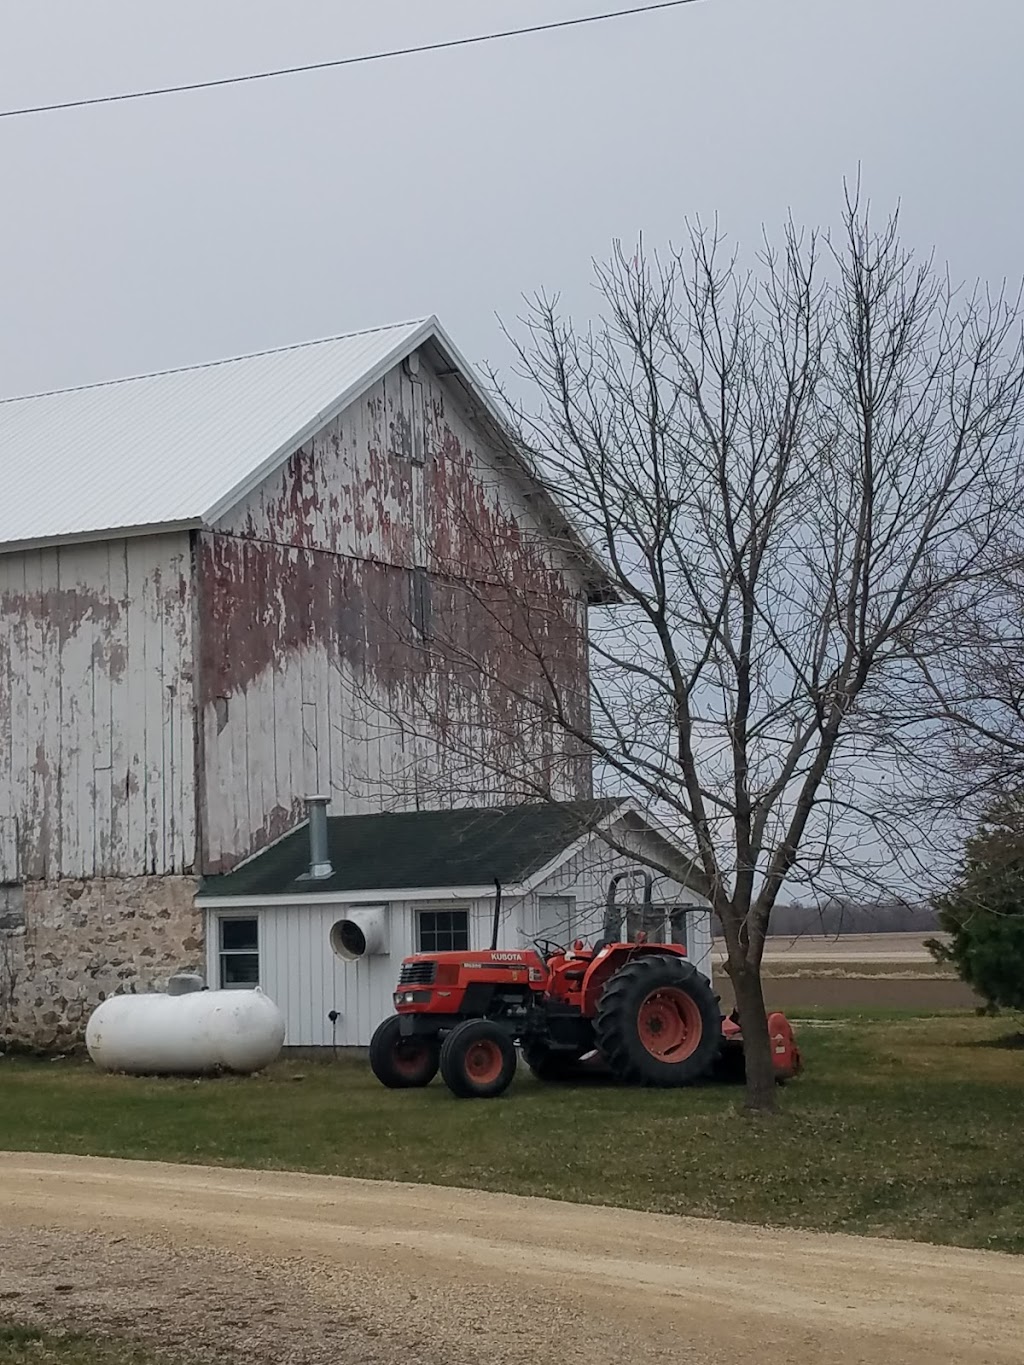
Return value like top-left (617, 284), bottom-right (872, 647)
top-left (0, 876), bottom-right (201, 1052)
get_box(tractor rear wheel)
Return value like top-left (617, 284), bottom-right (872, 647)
top-left (594, 955), bottom-right (721, 1087)
top-left (520, 1038), bottom-right (587, 1083)
top-left (440, 1019), bottom-right (517, 1099)
top-left (369, 1015), bottom-right (440, 1088)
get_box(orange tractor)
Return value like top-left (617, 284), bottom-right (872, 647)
top-left (370, 872), bottom-right (801, 1099)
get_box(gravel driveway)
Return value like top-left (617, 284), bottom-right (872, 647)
top-left (1, 1153), bottom-right (1021, 1365)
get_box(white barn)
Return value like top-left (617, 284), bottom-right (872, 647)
top-left (0, 314), bottom-right (712, 1050)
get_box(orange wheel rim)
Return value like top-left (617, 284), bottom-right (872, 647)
top-left (637, 986), bottom-right (702, 1061)
top-left (465, 1038), bottom-right (504, 1085)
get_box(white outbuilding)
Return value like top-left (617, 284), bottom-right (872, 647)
top-left (197, 797), bottom-right (713, 1048)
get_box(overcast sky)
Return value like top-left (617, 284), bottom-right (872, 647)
top-left (0, 0), bottom-right (1021, 399)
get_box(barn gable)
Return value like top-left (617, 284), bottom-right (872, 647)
top-left (196, 340), bottom-right (600, 872)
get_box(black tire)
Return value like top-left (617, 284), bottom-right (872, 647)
top-left (439, 1019), bottom-right (518, 1099)
top-left (520, 1038), bottom-right (587, 1083)
top-left (594, 954), bottom-right (722, 1087)
top-left (369, 1015), bottom-right (440, 1089)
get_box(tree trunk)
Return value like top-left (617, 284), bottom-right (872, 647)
top-left (729, 962), bottom-right (778, 1115)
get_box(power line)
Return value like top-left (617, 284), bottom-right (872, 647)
top-left (0, 1), bottom-right (705, 122)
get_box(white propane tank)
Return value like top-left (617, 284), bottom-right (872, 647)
top-left (86, 984), bottom-right (286, 1075)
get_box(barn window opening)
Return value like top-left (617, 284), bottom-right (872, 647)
top-left (417, 909), bottom-right (468, 953)
top-left (410, 567), bottom-right (432, 639)
top-left (219, 916), bottom-right (259, 988)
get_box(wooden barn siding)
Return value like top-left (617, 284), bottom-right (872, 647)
top-left (0, 535), bottom-right (196, 880)
top-left (199, 355), bottom-right (591, 873)
top-left (213, 355), bottom-right (578, 582)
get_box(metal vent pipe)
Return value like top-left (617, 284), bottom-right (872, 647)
top-left (306, 794), bottom-right (333, 879)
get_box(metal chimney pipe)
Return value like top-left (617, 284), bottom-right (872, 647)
top-left (306, 795), bottom-right (333, 879)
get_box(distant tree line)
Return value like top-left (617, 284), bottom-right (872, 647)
top-left (714, 899), bottom-right (940, 938)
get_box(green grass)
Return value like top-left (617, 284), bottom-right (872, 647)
top-left (2, 1014), bottom-right (1023, 1253)
top-left (0, 1326), bottom-right (165, 1364)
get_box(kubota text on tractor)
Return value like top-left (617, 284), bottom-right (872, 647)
top-left (369, 872), bottom-right (801, 1099)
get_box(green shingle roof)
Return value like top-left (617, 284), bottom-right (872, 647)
top-left (200, 799), bottom-right (623, 898)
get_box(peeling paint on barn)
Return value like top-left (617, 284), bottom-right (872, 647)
top-left (200, 353), bottom-right (591, 873)
top-left (0, 537), bottom-right (196, 881)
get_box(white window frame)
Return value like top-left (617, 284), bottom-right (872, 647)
top-left (216, 912), bottom-right (261, 989)
top-left (416, 907), bottom-right (470, 954)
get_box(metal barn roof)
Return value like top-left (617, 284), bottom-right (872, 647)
top-left (0, 319), bottom-right (431, 553)
top-left (0, 315), bottom-right (616, 600)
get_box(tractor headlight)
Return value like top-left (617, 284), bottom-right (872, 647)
top-left (394, 991), bottom-right (429, 1006)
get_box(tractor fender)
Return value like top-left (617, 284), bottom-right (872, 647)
top-left (580, 944), bottom-right (693, 1018)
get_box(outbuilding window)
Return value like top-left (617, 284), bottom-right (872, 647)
top-left (219, 916), bottom-right (259, 988)
top-left (417, 909), bottom-right (469, 953)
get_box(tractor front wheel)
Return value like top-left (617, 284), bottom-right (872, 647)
top-left (369, 1015), bottom-right (440, 1088)
top-left (439, 1019), bottom-right (517, 1099)
top-left (594, 955), bottom-right (721, 1087)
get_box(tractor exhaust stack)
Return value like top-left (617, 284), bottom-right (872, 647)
top-left (490, 879), bottom-right (502, 951)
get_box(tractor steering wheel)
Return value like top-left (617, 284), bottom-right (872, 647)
top-left (532, 938), bottom-right (567, 962)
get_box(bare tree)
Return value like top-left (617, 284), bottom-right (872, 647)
top-left (355, 194), bottom-right (1024, 1112)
